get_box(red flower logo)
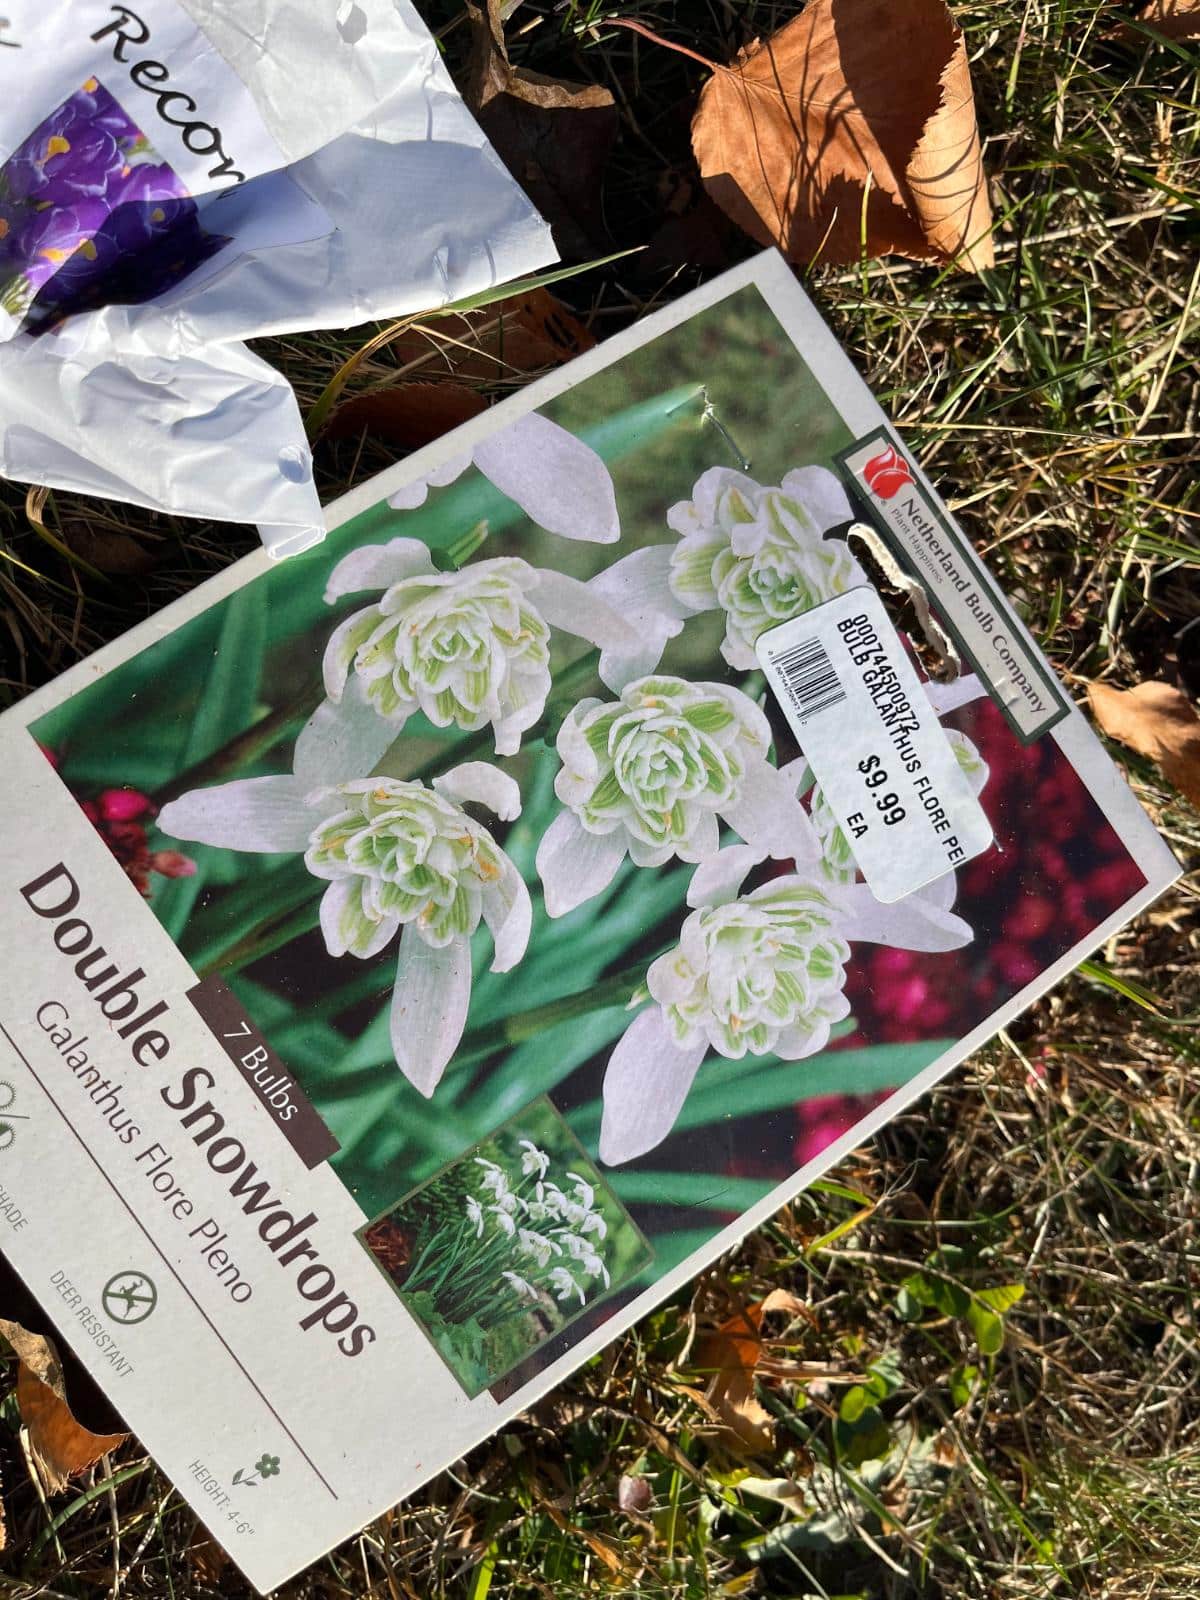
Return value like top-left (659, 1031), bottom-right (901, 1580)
top-left (862, 445), bottom-right (913, 499)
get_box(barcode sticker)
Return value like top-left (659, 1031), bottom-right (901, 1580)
top-left (756, 587), bottom-right (993, 904)
top-left (769, 635), bottom-right (847, 720)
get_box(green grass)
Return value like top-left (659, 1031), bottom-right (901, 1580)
top-left (0, 2), bottom-right (1198, 1597)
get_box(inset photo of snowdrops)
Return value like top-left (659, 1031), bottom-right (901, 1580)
top-left (360, 1098), bottom-right (650, 1396)
top-left (33, 283), bottom-right (1147, 1383)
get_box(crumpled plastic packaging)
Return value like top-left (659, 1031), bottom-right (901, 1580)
top-left (0, 0), bottom-right (555, 555)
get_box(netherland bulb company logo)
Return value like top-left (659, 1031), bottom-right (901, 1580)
top-left (862, 445), bottom-right (914, 500)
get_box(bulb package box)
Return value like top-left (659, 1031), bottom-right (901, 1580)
top-left (0, 250), bottom-right (1177, 1591)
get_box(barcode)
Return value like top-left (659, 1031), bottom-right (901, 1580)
top-left (769, 635), bottom-right (847, 721)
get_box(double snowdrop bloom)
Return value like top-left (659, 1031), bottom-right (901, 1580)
top-left (312, 541), bottom-right (652, 765)
top-left (158, 746), bottom-right (529, 1100)
top-left (588, 465), bottom-right (865, 676)
top-left (536, 675), bottom-right (819, 917)
top-left (669, 466), bottom-right (865, 667)
top-left (599, 833), bottom-right (982, 1167)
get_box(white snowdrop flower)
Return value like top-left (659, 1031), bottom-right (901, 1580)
top-left (519, 1140), bottom-right (551, 1180)
top-left (516, 1228), bottom-right (561, 1269)
top-left (668, 465), bottom-right (862, 668)
top-left (159, 754), bottom-right (530, 1102)
top-left (579, 1210), bottom-right (608, 1241)
top-left (464, 1196), bottom-right (485, 1238)
top-left (317, 545), bottom-right (652, 759)
top-left (587, 464), bottom-right (861, 678)
top-left (599, 857), bottom-right (978, 1168)
top-left (577, 1249), bottom-right (609, 1287)
top-left (475, 1161), bottom-right (511, 1200)
top-left (501, 1270), bottom-right (541, 1303)
top-left (536, 675), bottom-right (819, 918)
top-left (490, 1206), bottom-right (517, 1237)
top-left (566, 1172), bottom-right (595, 1211)
top-left (548, 1266), bottom-right (586, 1306)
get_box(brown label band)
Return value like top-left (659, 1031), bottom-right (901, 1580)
top-left (187, 976), bottom-right (340, 1170)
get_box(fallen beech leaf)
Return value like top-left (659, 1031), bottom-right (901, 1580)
top-left (324, 382), bottom-right (488, 448)
top-left (16, 1362), bottom-right (127, 1494)
top-left (1136, 0), bottom-right (1200, 38)
top-left (466, 0), bottom-right (617, 256)
top-left (630, 0), bottom-right (993, 270)
top-left (689, 1290), bottom-right (829, 1453)
top-left (61, 520), bottom-right (161, 575)
top-left (1088, 680), bottom-right (1200, 808)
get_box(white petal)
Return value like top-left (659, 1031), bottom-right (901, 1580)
top-left (482, 859), bottom-right (533, 973)
top-left (775, 1016), bottom-right (835, 1061)
top-left (319, 878), bottom-right (399, 960)
top-left (687, 843), bottom-right (762, 908)
top-left (389, 933), bottom-right (472, 1098)
top-left (835, 879), bottom-right (973, 952)
top-left (386, 454), bottom-right (471, 510)
top-left (531, 568), bottom-right (643, 666)
top-left (923, 674), bottom-right (987, 716)
top-left (779, 464), bottom-right (855, 532)
top-left (323, 538), bottom-right (434, 603)
top-left (719, 631), bottom-right (761, 671)
top-left (473, 413), bottom-right (619, 543)
top-left (723, 760), bottom-right (822, 863)
top-left (588, 544), bottom-right (692, 623)
top-left (493, 695), bottom-right (548, 758)
top-left (921, 868), bottom-right (958, 912)
top-left (598, 1008), bottom-right (707, 1165)
top-left (433, 762), bottom-right (522, 821)
top-left (678, 807), bottom-right (720, 863)
top-left (293, 678), bottom-right (399, 790)
top-left (157, 776), bottom-right (313, 853)
top-left (626, 834), bottom-right (676, 869)
top-left (322, 605), bottom-right (377, 702)
top-left (536, 810), bottom-right (626, 917)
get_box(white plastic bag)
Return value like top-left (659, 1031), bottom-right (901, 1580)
top-left (0, 0), bottom-right (555, 554)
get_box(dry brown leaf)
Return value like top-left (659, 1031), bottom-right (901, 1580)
top-left (689, 1289), bottom-right (824, 1454)
top-left (1088, 680), bottom-right (1200, 808)
top-left (16, 1362), bottom-right (127, 1494)
top-left (61, 520), bottom-right (161, 575)
top-left (324, 382), bottom-right (488, 448)
top-left (466, 0), bottom-right (617, 257)
top-left (663, 0), bottom-right (993, 270)
top-left (1135, 0), bottom-right (1200, 38)
top-left (384, 289), bottom-right (595, 385)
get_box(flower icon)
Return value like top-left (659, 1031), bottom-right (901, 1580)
top-left (254, 1454), bottom-right (281, 1480)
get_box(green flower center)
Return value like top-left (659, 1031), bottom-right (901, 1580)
top-left (306, 778), bottom-right (503, 947)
